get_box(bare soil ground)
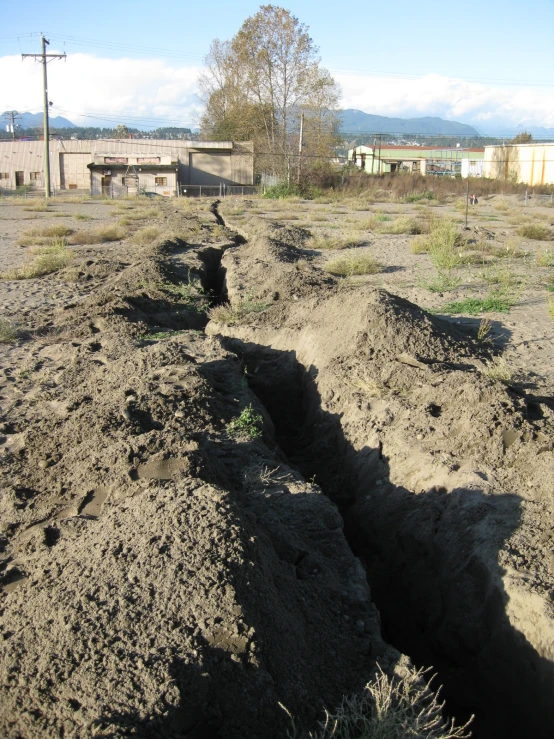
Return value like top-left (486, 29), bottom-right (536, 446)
top-left (1, 190), bottom-right (554, 738)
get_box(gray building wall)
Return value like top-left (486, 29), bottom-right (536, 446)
top-left (0, 139), bottom-right (254, 193)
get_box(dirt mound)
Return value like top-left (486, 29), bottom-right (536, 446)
top-left (0, 223), bottom-right (400, 738)
top-left (209, 214), bottom-right (554, 738)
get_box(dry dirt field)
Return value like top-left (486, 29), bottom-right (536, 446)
top-left (0, 189), bottom-right (553, 739)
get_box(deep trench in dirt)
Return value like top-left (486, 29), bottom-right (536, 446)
top-left (193, 213), bottom-right (550, 739)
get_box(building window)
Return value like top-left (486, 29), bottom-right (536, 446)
top-left (29, 172), bottom-right (41, 180)
top-left (155, 177), bottom-right (167, 186)
top-left (0, 173), bottom-right (9, 180)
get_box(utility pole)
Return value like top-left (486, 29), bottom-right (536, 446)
top-left (297, 113), bottom-right (304, 185)
top-left (2, 111), bottom-right (21, 141)
top-left (22, 35), bottom-right (66, 199)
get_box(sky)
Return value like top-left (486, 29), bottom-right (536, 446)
top-left (1, 0), bottom-right (554, 134)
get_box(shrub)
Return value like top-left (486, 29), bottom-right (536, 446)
top-left (518, 224), bottom-right (552, 241)
top-left (0, 318), bottom-right (18, 343)
top-left (418, 270), bottom-right (462, 292)
top-left (416, 220), bottom-right (464, 269)
top-left (484, 356), bottom-right (513, 383)
top-left (324, 254), bottom-right (382, 276)
top-left (536, 248), bottom-right (554, 266)
top-left (73, 213), bottom-right (93, 221)
top-left (263, 183), bottom-right (303, 199)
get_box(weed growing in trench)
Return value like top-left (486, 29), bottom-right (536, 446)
top-left (227, 404), bottom-right (263, 439)
top-left (209, 297), bottom-right (271, 325)
top-left (284, 666), bottom-right (472, 739)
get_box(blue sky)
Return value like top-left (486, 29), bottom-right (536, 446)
top-left (2, 0), bottom-right (554, 132)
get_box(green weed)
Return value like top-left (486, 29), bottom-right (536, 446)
top-left (227, 404), bottom-right (263, 439)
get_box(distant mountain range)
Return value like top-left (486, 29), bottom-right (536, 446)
top-left (340, 110), bottom-right (479, 136)
top-left (2, 111), bottom-right (76, 129)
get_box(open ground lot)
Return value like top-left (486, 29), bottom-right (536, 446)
top-left (0, 187), bottom-right (554, 738)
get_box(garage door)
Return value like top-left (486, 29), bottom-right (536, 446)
top-left (189, 152), bottom-right (231, 185)
top-left (60, 153), bottom-right (91, 190)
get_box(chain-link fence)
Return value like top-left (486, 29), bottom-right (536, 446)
top-left (179, 184), bottom-right (258, 197)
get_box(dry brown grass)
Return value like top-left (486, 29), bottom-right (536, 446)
top-left (324, 253), bottom-right (382, 276)
top-left (1, 239), bottom-right (74, 279)
top-left (309, 234), bottom-right (361, 250)
top-left (536, 247), bottom-right (554, 267)
top-left (70, 225), bottom-right (127, 244)
top-left (130, 226), bottom-right (162, 245)
top-left (17, 223), bottom-right (74, 246)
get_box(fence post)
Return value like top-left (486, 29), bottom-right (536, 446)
top-left (242, 187), bottom-right (244, 196)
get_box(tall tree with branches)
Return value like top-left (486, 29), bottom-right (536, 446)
top-left (199, 5), bottom-right (341, 179)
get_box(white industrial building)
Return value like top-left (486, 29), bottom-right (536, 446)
top-left (0, 139), bottom-right (254, 196)
top-left (484, 143), bottom-right (554, 186)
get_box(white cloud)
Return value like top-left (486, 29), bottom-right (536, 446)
top-left (0, 53), bottom-right (203, 129)
top-left (335, 72), bottom-right (554, 131)
top-left (2, 52), bottom-right (554, 132)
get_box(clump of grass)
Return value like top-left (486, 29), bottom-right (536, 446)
top-left (73, 213), bottom-right (93, 221)
top-left (403, 190), bottom-right (435, 203)
top-left (117, 208), bottom-right (161, 224)
top-left (17, 223), bottom-right (74, 246)
top-left (302, 667), bottom-right (472, 739)
top-left (324, 254), bottom-right (382, 276)
top-left (378, 217), bottom-right (425, 235)
top-left (70, 225), bottom-right (127, 244)
top-left (0, 318), bottom-right (18, 343)
top-left (518, 224), bottom-right (552, 240)
top-left (494, 199), bottom-right (510, 212)
top-left (22, 203), bottom-right (50, 212)
top-left (209, 296), bottom-right (271, 325)
top-left (418, 270), bottom-right (462, 292)
top-left (309, 234), bottom-right (361, 250)
top-left (416, 219), bottom-right (464, 269)
top-left (484, 356), bottom-right (513, 383)
top-left (441, 292), bottom-right (515, 315)
top-left (548, 295), bottom-right (554, 320)
top-left (410, 235), bottom-right (430, 254)
top-left (480, 263), bottom-right (524, 290)
top-left (1, 238), bottom-right (73, 279)
top-left (536, 247), bottom-right (554, 266)
top-left (227, 404), bottom-right (263, 439)
top-left (131, 226), bottom-right (161, 245)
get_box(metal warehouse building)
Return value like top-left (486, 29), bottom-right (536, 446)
top-left (0, 139), bottom-right (254, 196)
top-left (484, 143), bottom-right (554, 186)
